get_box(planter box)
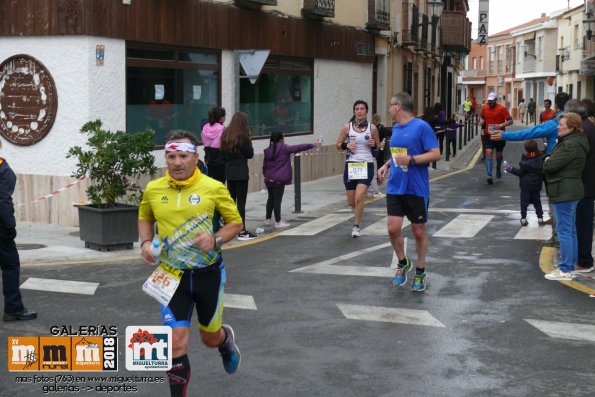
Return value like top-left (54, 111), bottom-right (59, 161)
top-left (78, 204), bottom-right (139, 251)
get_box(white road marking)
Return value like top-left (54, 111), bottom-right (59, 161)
top-left (525, 319), bottom-right (595, 343)
top-left (432, 214), bottom-right (494, 238)
top-left (20, 277), bottom-right (99, 295)
top-left (291, 242), bottom-right (394, 277)
top-left (225, 294), bottom-right (257, 310)
top-left (363, 217), bottom-right (410, 236)
top-left (513, 214), bottom-right (552, 240)
top-left (337, 303), bottom-right (445, 327)
top-left (279, 213), bottom-right (353, 236)
top-left (429, 207), bottom-right (526, 214)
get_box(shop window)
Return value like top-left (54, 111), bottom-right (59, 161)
top-left (126, 45), bottom-right (220, 146)
top-left (239, 56), bottom-right (313, 138)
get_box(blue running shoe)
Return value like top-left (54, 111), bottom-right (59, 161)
top-left (219, 324), bottom-right (241, 374)
top-left (392, 258), bottom-right (412, 286)
top-left (411, 272), bottom-right (427, 292)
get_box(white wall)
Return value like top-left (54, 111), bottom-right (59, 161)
top-left (312, 59), bottom-right (373, 149)
top-left (0, 36), bottom-right (126, 176)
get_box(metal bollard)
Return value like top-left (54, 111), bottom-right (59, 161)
top-left (458, 125), bottom-right (463, 151)
top-left (293, 153), bottom-right (303, 213)
top-left (463, 119), bottom-right (468, 146)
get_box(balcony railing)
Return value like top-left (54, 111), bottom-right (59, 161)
top-left (401, 2), bottom-right (419, 46)
top-left (234, 0), bottom-right (277, 7)
top-left (366, 0), bottom-right (390, 31)
top-left (460, 69), bottom-right (487, 78)
top-left (302, 0), bottom-right (335, 18)
top-left (440, 10), bottom-right (471, 53)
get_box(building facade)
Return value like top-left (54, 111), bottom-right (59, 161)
top-left (0, 0), bottom-right (470, 226)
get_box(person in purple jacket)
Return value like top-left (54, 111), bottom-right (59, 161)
top-left (262, 132), bottom-right (320, 228)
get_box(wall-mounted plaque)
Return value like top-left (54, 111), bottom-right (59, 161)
top-left (0, 55), bottom-right (58, 146)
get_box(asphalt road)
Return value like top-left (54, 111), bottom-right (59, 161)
top-left (1, 141), bottom-right (593, 397)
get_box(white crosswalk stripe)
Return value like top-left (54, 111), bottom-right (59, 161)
top-left (292, 242), bottom-right (393, 277)
top-left (279, 213), bottom-right (353, 236)
top-left (432, 214), bottom-right (494, 238)
top-left (20, 277), bottom-right (99, 295)
top-left (525, 319), bottom-right (595, 343)
top-left (512, 214), bottom-right (552, 240)
top-left (337, 303), bottom-right (445, 327)
top-left (225, 294), bottom-right (257, 310)
top-left (362, 217), bottom-right (410, 236)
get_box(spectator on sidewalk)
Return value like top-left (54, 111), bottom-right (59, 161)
top-left (0, 140), bottom-right (37, 322)
top-left (262, 132), bottom-right (319, 228)
top-left (490, 92), bottom-right (571, 246)
top-left (527, 98), bottom-right (536, 124)
top-left (566, 99), bottom-right (595, 274)
top-left (221, 112), bottom-right (257, 241)
top-left (543, 113), bottom-right (588, 281)
top-left (505, 139), bottom-right (545, 227)
top-left (201, 106), bottom-right (226, 184)
top-left (445, 115), bottom-right (463, 160)
top-left (518, 99), bottom-right (527, 123)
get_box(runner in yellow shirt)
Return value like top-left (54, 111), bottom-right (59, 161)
top-left (138, 130), bottom-right (243, 397)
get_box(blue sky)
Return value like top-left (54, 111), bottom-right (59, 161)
top-left (467, 0), bottom-right (585, 38)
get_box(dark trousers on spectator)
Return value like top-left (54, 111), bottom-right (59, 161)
top-left (266, 184), bottom-right (285, 223)
top-left (446, 136), bottom-right (456, 158)
top-left (0, 237), bottom-right (24, 314)
top-left (576, 196), bottom-right (594, 268)
top-left (227, 180), bottom-right (249, 230)
top-left (520, 190), bottom-right (543, 219)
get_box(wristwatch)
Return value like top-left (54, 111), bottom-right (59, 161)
top-left (214, 236), bottom-right (223, 250)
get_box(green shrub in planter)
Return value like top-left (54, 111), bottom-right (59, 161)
top-left (67, 120), bottom-right (157, 208)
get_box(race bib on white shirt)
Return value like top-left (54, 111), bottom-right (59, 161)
top-left (347, 162), bottom-right (368, 180)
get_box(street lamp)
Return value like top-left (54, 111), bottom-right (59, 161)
top-left (583, 19), bottom-right (594, 40)
top-left (427, 0), bottom-right (444, 19)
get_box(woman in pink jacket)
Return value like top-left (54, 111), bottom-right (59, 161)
top-left (201, 106), bottom-right (226, 183)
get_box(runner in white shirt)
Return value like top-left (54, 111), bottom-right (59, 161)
top-left (335, 100), bottom-right (381, 237)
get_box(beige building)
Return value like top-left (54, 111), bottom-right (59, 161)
top-left (0, 0), bottom-right (471, 226)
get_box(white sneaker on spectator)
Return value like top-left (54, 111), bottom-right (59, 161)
top-left (263, 219), bottom-right (272, 226)
top-left (274, 220), bottom-right (290, 228)
top-left (544, 269), bottom-right (574, 281)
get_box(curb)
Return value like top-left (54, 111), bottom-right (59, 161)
top-left (539, 246), bottom-right (595, 296)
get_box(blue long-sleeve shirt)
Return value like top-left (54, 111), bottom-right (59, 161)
top-left (501, 111), bottom-right (563, 154)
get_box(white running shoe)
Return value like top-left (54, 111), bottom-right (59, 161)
top-left (274, 220), bottom-right (290, 228)
top-left (544, 269), bottom-right (575, 281)
top-left (263, 219), bottom-right (272, 226)
top-left (372, 192), bottom-right (386, 198)
top-left (351, 226), bottom-right (362, 238)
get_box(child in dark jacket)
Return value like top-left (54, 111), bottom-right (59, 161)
top-left (444, 115), bottom-right (463, 159)
top-left (506, 139), bottom-right (545, 226)
top-left (262, 132), bottom-right (319, 228)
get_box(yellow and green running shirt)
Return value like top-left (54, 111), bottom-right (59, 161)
top-left (139, 168), bottom-right (242, 269)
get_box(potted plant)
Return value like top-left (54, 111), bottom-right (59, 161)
top-left (67, 120), bottom-right (157, 251)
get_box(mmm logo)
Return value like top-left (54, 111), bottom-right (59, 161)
top-left (40, 337), bottom-right (70, 370)
top-left (8, 336), bottom-right (39, 371)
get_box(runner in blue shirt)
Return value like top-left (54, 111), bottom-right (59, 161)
top-left (377, 92), bottom-right (440, 292)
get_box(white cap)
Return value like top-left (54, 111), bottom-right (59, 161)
top-left (487, 92), bottom-right (497, 101)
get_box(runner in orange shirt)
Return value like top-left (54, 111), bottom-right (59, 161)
top-left (479, 93), bottom-right (513, 184)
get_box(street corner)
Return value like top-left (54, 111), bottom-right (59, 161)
top-left (539, 246), bottom-right (595, 297)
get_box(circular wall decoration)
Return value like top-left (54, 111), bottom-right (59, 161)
top-left (0, 54), bottom-right (58, 146)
